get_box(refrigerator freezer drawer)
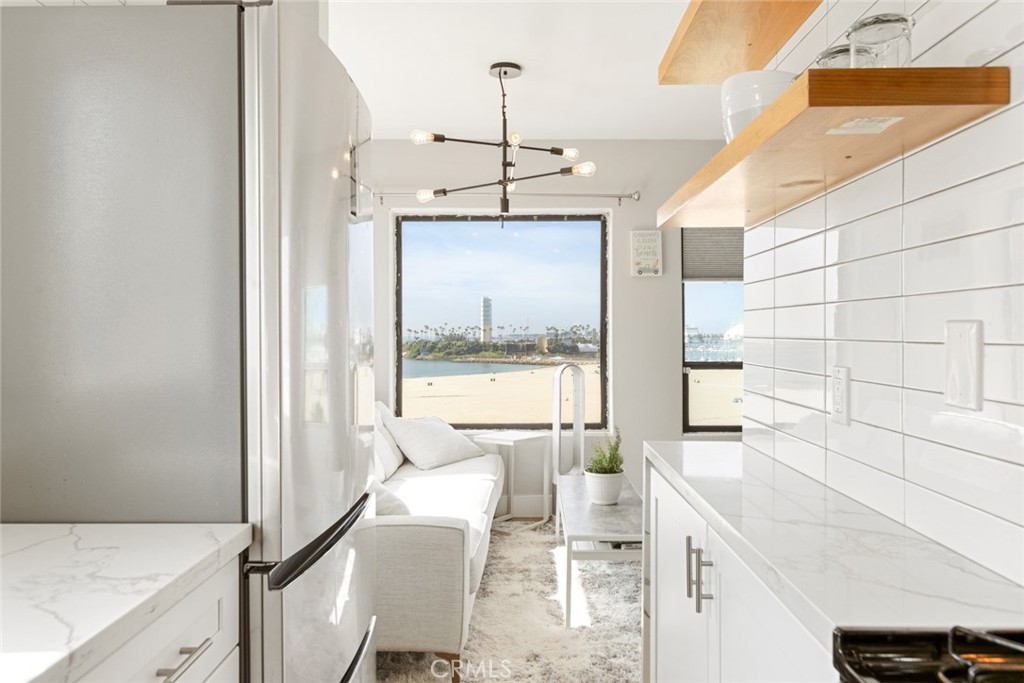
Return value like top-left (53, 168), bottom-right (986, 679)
top-left (79, 562), bottom-right (239, 683)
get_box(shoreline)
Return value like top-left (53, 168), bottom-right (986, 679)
top-left (406, 356), bottom-right (599, 367)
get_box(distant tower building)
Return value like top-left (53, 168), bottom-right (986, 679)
top-left (480, 297), bottom-right (493, 342)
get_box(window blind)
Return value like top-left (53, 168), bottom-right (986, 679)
top-left (681, 227), bottom-right (744, 280)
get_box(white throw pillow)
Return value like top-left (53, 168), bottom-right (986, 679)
top-left (374, 402), bottom-right (405, 480)
top-left (382, 413), bottom-right (484, 470)
top-left (369, 480), bottom-right (409, 516)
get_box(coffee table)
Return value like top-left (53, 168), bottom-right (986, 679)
top-left (555, 474), bottom-right (643, 627)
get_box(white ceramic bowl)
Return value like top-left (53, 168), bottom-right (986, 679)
top-left (721, 70), bottom-right (797, 143)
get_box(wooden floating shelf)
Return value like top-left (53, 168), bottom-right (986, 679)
top-left (658, 67), bottom-right (1011, 230)
top-left (659, 0), bottom-right (822, 85)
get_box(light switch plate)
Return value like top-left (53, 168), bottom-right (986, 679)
top-left (831, 366), bottom-right (850, 425)
top-left (945, 320), bottom-right (983, 411)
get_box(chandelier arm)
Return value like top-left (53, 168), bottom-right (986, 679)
top-left (442, 136), bottom-right (503, 148)
top-left (517, 144), bottom-right (563, 154)
top-left (507, 169), bottom-right (570, 183)
top-left (445, 179), bottom-right (507, 194)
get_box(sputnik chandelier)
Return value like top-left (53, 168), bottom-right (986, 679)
top-left (411, 62), bottom-right (597, 213)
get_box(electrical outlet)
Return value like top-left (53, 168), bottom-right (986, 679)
top-left (946, 320), bottom-right (983, 410)
top-left (831, 366), bottom-right (850, 425)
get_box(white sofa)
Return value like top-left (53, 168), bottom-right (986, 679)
top-left (372, 405), bottom-right (505, 663)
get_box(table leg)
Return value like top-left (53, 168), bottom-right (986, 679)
top-left (565, 536), bottom-right (572, 628)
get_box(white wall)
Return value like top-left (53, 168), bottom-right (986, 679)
top-left (370, 139), bottom-right (722, 491)
top-left (743, 0), bottom-right (1024, 585)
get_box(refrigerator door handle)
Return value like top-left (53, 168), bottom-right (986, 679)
top-left (338, 615), bottom-right (376, 683)
top-left (245, 490), bottom-right (371, 591)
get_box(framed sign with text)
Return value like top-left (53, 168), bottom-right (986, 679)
top-left (631, 230), bottom-right (662, 277)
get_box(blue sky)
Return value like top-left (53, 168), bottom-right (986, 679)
top-left (401, 219), bottom-right (601, 335)
top-left (684, 281), bottom-right (744, 334)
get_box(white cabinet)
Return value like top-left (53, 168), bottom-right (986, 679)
top-left (649, 468), bottom-right (709, 682)
top-left (646, 468), bottom-right (835, 683)
top-left (707, 529), bottom-right (834, 683)
top-left (79, 562), bottom-right (240, 683)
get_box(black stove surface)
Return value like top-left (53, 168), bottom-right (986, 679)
top-left (834, 627), bottom-right (1024, 683)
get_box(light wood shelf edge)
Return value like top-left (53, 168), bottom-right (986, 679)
top-left (657, 67), bottom-right (1011, 229)
top-left (659, 0), bottom-right (822, 85)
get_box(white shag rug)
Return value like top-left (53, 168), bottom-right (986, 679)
top-left (376, 521), bottom-right (642, 682)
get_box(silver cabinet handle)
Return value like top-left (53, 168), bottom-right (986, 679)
top-left (685, 535), bottom-right (696, 598)
top-left (156, 637), bottom-right (213, 683)
top-left (694, 547), bottom-right (714, 614)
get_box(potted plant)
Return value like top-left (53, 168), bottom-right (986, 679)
top-left (584, 427), bottom-right (624, 505)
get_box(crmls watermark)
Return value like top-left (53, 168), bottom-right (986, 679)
top-left (430, 657), bottom-right (513, 679)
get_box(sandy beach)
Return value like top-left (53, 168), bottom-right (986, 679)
top-left (402, 362), bottom-right (603, 424)
top-left (402, 363), bottom-right (742, 427)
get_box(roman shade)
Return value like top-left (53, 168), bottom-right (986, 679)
top-left (681, 227), bottom-right (744, 280)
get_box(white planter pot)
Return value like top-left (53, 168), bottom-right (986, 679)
top-left (584, 471), bottom-right (623, 505)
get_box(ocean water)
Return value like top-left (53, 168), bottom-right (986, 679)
top-left (402, 358), bottom-right (544, 379)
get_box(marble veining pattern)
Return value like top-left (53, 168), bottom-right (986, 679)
top-left (645, 441), bottom-right (1024, 651)
top-left (1, 523), bottom-right (251, 683)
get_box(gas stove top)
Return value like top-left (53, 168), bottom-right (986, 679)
top-left (834, 627), bottom-right (1024, 683)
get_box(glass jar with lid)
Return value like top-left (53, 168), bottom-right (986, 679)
top-left (814, 43), bottom-right (878, 69)
top-left (846, 13), bottom-right (915, 67)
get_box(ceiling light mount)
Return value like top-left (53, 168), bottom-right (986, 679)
top-left (412, 61), bottom-right (595, 214)
top-left (488, 61), bottom-right (523, 79)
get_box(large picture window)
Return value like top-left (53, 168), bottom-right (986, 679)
top-left (396, 215), bottom-right (607, 429)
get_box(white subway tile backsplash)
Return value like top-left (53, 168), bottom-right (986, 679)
top-left (826, 452), bottom-right (905, 522)
top-left (743, 391), bottom-right (775, 425)
top-left (912, 0), bottom-right (998, 60)
top-left (775, 233), bottom-right (825, 276)
top-left (776, 339), bottom-right (826, 375)
top-left (744, 338), bottom-right (774, 367)
top-left (827, 418), bottom-right (904, 476)
top-left (743, 418), bottom-right (776, 458)
top-left (903, 225), bottom-right (1024, 295)
top-left (775, 269), bottom-right (825, 307)
top-left (775, 431), bottom-right (826, 483)
top-left (745, 309), bottom-right (775, 338)
top-left (827, 161), bottom-right (903, 228)
top-left (826, 340), bottom-right (903, 386)
top-left (905, 342), bottom-right (1024, 405)
top-left (744, 0), bottom-right (1024, 583)
top-left (905, 103), bottom-right (1024, 202)
top-left (903, 286), bottom-right (1024, 343)
top-left (775, 197), bottom-right (826, 247)
top-left (825, 252), bottom-right (903, 302)
top-left (774, 399), bottom-right (827, 447)
top-left (745, 280), bottom-right (775, 311)
top-left (745, 250), bottom-right (775, 283)
top-left (905, 482), bottom-right (1024, 586)
top-left (744, 223), bottom-right (776, 257)
top-left (903, 388), bottom-right (1024, 464)
top-left (905, 436), bottom-right (1024, 525)
top-left (826, 298), bottom-right (903, 341)
top-left (744, 364), bottom-right (775, 397)
top-left (903, 164), bottom-right (1024, 248)
top-left (850, 381), bottom-right (903, 432)
top-left (825, 207), bottom-right (903, 266)
top-left (777, 304), bottom-right (825, 339)
top-left (775, 369), bottom-right (826, 411)
top-left (914, 0), bottom-right (1024, 68)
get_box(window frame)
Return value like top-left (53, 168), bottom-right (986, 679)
top-left (394, 213), bottom-right (609, 430)
top-left (681, 281), bottom-right (743, 433)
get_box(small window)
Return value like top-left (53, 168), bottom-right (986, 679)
top-left (396, 215), bottom-right (608, 429)
top-left (683, 281), bottom-right (744, 431)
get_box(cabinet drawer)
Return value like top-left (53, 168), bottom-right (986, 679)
top-left (204, 647), bottom-right (239, 683)
top-left (79, 562), bottom-right (239, 683)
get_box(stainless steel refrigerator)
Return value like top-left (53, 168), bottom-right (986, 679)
top-left (0, 3), bottom-right (376, 681)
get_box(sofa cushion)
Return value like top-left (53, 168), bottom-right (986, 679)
top-left (384, 453), bottom-right (504, 591)
top-left (369, 479), bottom-right (410, 516)
top-left (382, 413), bottom-right (484, 470)
top-left (374, 402), bottom-right (405, 480)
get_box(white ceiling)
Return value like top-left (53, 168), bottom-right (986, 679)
top-left (328, 1), bottom-right (725, 141)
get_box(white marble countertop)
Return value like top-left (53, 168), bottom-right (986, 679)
top-left (1, 523), bottom-right (252, 683)
top-left (645, 441), bottom-right (1024, 651)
